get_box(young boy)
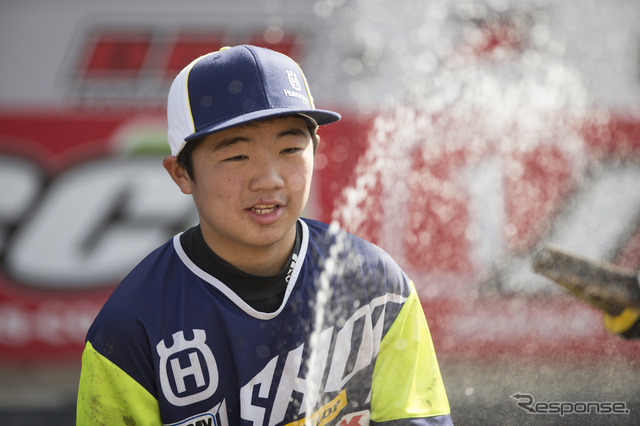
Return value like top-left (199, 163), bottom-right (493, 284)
top-left (76, 45), bottom-right (452, 425)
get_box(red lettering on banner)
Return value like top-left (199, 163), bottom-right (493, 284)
top-left (81, 31), bottom-right (153, 79)
top-left (74, 28), bottom-right (305, 84)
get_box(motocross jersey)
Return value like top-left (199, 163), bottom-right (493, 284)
top-left (77, 218), bottom-right (452, 425)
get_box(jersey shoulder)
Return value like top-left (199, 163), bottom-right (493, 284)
top-left (302, 218), bottom-right (396, 259)
top-left (97, 236), bottom-right (181, 315)
top-left (301, 218), bottom-right (410, 295)
top-left (85, 236), bottom-right (184, 394)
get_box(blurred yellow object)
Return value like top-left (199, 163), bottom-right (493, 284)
top-left (603, 307), bottom-right (640, 335)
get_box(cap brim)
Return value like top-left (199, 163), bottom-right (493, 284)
top-left (184, 108), bottom-right (341, 142)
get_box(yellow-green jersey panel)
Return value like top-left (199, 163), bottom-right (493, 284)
top-left (77, 341), bottom-right (162, 425)
top-left (371, 285), bottom-right (450, 423)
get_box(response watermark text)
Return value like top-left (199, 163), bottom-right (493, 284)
top-left (510, 393), bottom-right (630, 417)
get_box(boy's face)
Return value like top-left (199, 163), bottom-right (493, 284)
top-left (168, 116), bottom-right (315, 270)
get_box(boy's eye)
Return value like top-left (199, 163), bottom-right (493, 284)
top-left (282, 147), bottom-right (302, 154)
top-left (224, 155), bottom-right (248, 162)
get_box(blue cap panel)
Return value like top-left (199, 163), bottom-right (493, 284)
top-left (187, 48), bottom-right (268, 133)
top-left (250, 46), bottom-right (313, 110)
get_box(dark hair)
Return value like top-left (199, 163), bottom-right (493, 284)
top-left (177, 117), bottom-right (319, 182)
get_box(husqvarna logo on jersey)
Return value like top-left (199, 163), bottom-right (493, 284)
top-left (157, 329), bottom-right (218, 406)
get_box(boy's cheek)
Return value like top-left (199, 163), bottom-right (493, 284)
top-left (289, 173), bottom-right (311, 193)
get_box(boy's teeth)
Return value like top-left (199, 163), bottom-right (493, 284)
top-left (252, 205), bottom-right (277, 214)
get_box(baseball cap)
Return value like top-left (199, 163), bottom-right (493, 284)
top-left (167, 45), bottom-right (341, 155)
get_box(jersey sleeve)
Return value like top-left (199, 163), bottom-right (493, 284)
top-left (370, 281), bottom-right (452, 425)
top-left (76, 341), bottom-right (162, 426)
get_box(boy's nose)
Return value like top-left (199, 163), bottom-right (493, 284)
top-left (249, 160), bottom-right (284, 191)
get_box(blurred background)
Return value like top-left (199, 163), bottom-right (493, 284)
top-left (1, 0), bottom-right (639, 424)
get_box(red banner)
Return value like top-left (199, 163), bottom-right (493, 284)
top-left (1, 108), bottom-right (640, 362)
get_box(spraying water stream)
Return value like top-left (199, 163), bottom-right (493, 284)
top-left (302, 0), bottom-right (618, 418)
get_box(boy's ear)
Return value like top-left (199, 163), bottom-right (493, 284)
top-left (313, 134), bottom-right (321, 153)
top-left (163, 156), bottom-right (193, 195)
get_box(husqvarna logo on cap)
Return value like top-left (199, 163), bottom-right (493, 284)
top-left (287, 70), bottom-right (301, 91)
top-left (166, 45), bottom-right (341, 156)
